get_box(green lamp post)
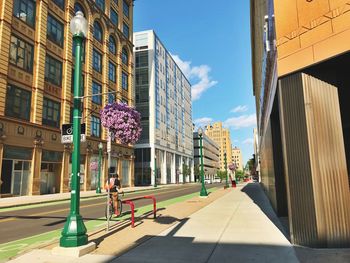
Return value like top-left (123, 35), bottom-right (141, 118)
top-left (60, 11), bottom-right (88, 247)
top-left (224, 152), bottom-right (229, 188)
top-left (96, 142), bottom-right (103, 194)
top-left (198, 128), bottom-right (208, 197)
top-left (154, 154), bottom-right (157, 187)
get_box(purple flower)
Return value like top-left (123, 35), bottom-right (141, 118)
top-left (100, 102), bottom-right (142, 145)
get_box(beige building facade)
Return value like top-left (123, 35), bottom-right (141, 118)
top-left (205, 122), bottom-right (232, 171)
top-left (251, 0), bottom-right (350, 247)
top-left (0, 0), bottom-right (135, 197)
top-left (231, 147), bottom-right (243, 171)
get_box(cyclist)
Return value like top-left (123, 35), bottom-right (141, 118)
top-left (107, 174), bottom-right (122, 212)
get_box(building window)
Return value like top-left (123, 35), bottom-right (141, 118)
top-left (95, 0), bottom-right (105, 11)
top-left (92, 49), bottom-right (102, 73)
top-left (13, 0), bottom-right (36, 27)
top-left (122, 71), bottom-right (128, 90)
top-left (121, 98), bottom-right (128, 105)
top-left (93, 21), bottom-right (103, 42)
top-left (108, 89), bottom-right (115, 104)
top-left (47, 14), bottom-right (64, 47)
top-left (109, 36), bottom-right (116, 55)
top-left (110, 8), bottom-right (118, 26)
top-left (109, 61), bottom-right (116, 83)
top-left (53, 0), bottom-right (64, 9)
top-left (123, 22), bottom-right (129, 38)
top-left (123, 0), bottom-right (129, 17)
top-left (74, 3), bottom-right (85, 15)
top-left (92, 81), bottom-right (102, 105)
top-left (5, 85), bottom-right (31, 121)
top-left (43, 97), bottom-right (60, 128)
top-left (9, 35), bottom-right (33, 73)
top-left (45, 55), bottom-right (62, 86)
top-left (122, 47), bottom-right (128, 65)
top-left (91, 116), bottom-right (101, 137)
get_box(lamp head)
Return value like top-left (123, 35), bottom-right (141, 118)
top-left (198, 127), bottom-right (203, 136)
top-left (70, 11), bottom-right (88, 38)
top-left (98, 142), bottom-right (103, 150)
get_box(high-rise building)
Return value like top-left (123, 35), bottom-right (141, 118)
top-left (133, 30), bottom-right (194, 186)
top-left (193, 132), bottom-right (220, 183)
top-left (205, 122), bottom-right (232, 171)
top-left (231, 147), bottom-right (243, 171)
top-left (0, 0), bottom-right (135, 197)
top-left (251, 0), bottom-right (350, 247)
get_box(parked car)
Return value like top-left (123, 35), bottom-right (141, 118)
top-left (204, 178), bottom-right (211, 184)
top-left (213, 177), bottom-right (221, 183)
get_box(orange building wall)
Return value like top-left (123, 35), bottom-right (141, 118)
top-left (274, 0), bottom-right (350, 76)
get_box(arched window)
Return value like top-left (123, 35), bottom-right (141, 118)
top-left (74, 3), bottom-right (85, 15)
top-left (122, 47), bottom-right (128, 65)
top-left (109, 36), bottom-right (116, 55)
top-left (93, 21), bottom-right (103, 42)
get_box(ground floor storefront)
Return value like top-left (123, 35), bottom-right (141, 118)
top-left (0, 119), bottom-right (135, 197)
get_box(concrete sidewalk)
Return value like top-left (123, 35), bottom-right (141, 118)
top-left (112, 183), bottom-right (299, 263)
top-left (0, 184), bottom-right (185, 209)
top-left (7, 183), bottom-right (301, 263)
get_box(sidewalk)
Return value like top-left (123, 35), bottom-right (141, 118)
top-left (7, 183), bottom-right (302, 263)
top-left (0, 184), bottom-right (184, 209)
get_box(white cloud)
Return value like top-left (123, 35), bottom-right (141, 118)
top-left (193, 117), bottom-right (213, 128)
top-left (231, 105), bottom-right (248, 113)
top-left (172, 54), bottom-right (218, 101)
top-left (224, 114), bottom-right (257, 129)
top-left (242, 138), bottom-right (254, 145)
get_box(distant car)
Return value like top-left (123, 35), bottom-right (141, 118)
top-left (204, 178), bottom-right (211, 184)
top-left (213, 177), bottom-right (221, 183)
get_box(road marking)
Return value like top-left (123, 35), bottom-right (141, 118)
top-left (0, 185), bottom-right (202, 224)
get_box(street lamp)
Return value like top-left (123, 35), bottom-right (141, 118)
top-left (198, 128), bottom-right (208, 197)
top-left (96, 142), bottom-right (103, 194)
top-left (154, 154), bottom-right (157, 187)
top-left (224, 152), bottom-right (229, 189)
top-left (60, 11), bottom-right (88, 248)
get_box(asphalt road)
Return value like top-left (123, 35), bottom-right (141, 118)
top-left (0, 183), bottom-right (221, 244)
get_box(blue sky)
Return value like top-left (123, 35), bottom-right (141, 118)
top-left (134, 0), bottom-right (256, 165)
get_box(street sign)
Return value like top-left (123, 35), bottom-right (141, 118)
top-left (61, 123), bottom-right (86, 144)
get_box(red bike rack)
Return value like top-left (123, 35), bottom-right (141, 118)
top-left (122, 195), bottom-right (157, 228)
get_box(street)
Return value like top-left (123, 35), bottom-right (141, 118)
top-left (0, 183), bottom-right (221, 244)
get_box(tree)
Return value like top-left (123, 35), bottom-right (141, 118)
top-left (216, 170), bottom-right (227, 181)
top-left (235, 170), bottom-right (244, 180)
top-left (182, 164), bottom-right (191, 179)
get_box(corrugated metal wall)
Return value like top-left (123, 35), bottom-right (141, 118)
top-left (278, 72), bottom-right (350, 247)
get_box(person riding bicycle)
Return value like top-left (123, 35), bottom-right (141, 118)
top-left (107, 174), bottom-right (122, 211)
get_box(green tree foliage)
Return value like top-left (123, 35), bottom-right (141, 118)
top-left (235, 170), bottom-right (245, 180)
top-left (216, 170), bottom-right (227, 181)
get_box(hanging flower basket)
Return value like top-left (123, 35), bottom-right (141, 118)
top-left (100, 103), bottom-right (142, 145)
top-left (228, 163), bottom-right (236, 171)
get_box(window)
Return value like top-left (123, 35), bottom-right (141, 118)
top-left (5, 85), bottom-right (31, 121)
top-left (122, 47), bottom-right (128, 65)
top-left (45, 55), bottom-right (62, 86)
top-left (43, 98), bottom-right (60, 128)
top-left (92, 81), bottom-right (102, 105)
top-left (9, 35), bottom-right (33, 72)
top-left (13, 0), bottom-right (35, 27)
top-left (122, 71), bottom-right (128, 90)
top-left (74, 3), bottom-right (85, 15)
top-left (108, 89), bottom-right (115, 104)
top-left (91, 116), bottom-right (101, 137)
top-left (109, 61), bottom-right (116, 83)
top-left (109, 36), bottom-right (116, 55)
top-left (96, 0), bottom-right (105, 11)
top-left (47, 14), bottom-right (64, 47)
top-left (53, 0), bottom-right (64, 9)
top-left (136, 51), bottom-right (148, 67)
top-left (121, 98), bottom-right (128, 105)
top-left (110, 9), bottom-right (118, 26)
top-left (123, 22), bottom-right (129, 38)
top-left (123, 0), bottom-right (129, 17)
top-left (92, 49), bottom-right (102, 73)
top-left (93, 21), bottom-right (103, 42)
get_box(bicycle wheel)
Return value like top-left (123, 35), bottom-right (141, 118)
top-left (105, 201), bottom-right (114, 220)
top-left (115, 200), bottom-right (123, 217)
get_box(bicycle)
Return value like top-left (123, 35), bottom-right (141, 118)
top-left (105, 192), bottom-right (124, 220)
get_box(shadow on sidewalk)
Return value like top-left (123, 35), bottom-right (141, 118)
top-left (240, 183), bottom-right (290, 240)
